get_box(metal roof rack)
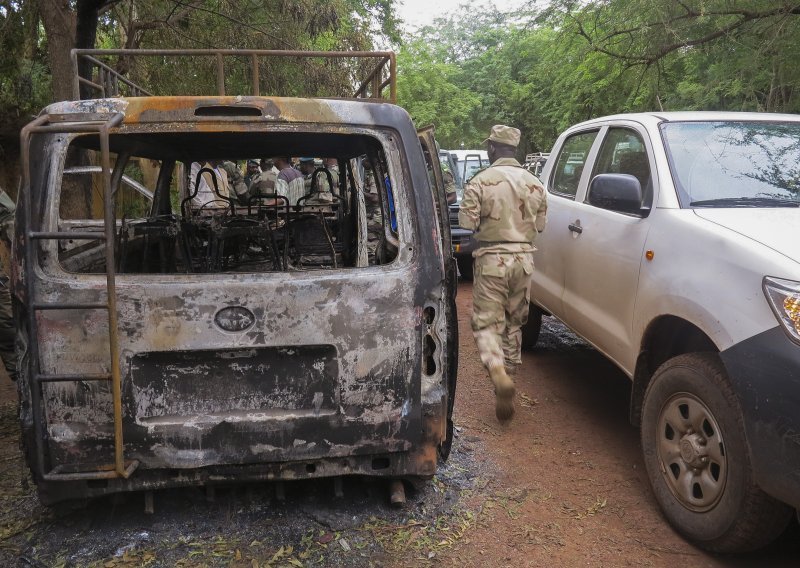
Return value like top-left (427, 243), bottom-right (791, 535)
top-left (70, 49), bottom-right (397, 103)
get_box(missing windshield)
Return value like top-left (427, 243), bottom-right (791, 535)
top-left (54, 131), bottom-right (401, 274)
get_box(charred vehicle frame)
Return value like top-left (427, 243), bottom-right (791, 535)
top-left (14, 49), bottom-right (458, 504)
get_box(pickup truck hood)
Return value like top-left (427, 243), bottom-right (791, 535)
top-left (693, 208), bottom-right (800, 262)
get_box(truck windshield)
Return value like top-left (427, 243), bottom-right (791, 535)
top-left (661, 121), bottom-right (800, 208)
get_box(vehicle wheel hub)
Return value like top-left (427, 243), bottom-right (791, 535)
top-left (656, 393), bottom-right (727, 512)
top-left (679, 433), bottom-right (707, 468)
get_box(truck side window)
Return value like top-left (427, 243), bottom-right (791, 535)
top-left (551, 131), bottom-right (598, 198)
top-left (590, 128), bottom-right (653, 209)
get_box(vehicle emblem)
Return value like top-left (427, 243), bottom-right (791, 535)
top-left (214, 306), bottom-right (255, 332)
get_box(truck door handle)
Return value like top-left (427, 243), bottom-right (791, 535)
top-left (568, 223), bottom-right (583, 234)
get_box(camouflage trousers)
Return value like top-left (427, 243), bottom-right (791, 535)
top-left (471, 252), bottom-right (534, 371)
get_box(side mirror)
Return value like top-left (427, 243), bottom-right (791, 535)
top-left (588, 173), bottom-right (647, 216)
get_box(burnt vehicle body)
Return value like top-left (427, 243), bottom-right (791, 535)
top-left (14, 50), bottom-right (457, 504)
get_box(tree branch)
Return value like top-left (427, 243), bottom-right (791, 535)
top-left (570, 2), bottom-right (800, 66)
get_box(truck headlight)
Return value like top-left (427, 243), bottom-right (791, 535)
top-left (763, 277), bottom-right (800, 344)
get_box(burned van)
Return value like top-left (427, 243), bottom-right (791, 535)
top-left (13, 50), bottom-right (457, 504)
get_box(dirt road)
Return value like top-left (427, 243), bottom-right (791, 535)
top-left (0, 282), bottom-right (796, 566)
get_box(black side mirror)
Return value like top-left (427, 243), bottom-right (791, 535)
top-left (588, 173), bottom-right (647, 216)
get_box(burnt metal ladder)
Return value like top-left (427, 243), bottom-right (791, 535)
top-left (20, 112), bottom-right (138, 481)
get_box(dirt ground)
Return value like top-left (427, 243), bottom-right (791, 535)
top-left (0, 281), bottom-right (797, 567)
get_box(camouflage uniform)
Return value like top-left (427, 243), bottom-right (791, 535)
top-left (459, 148), bottom-right (547, 375)
top-left (221, 161), bottom-right (249, 204)
top-left (248, 169), bottom-right (278, 197)
top-left (0, 189), bottom-right (16, 380)
top-left (443, 168), bottom-right (457, 202)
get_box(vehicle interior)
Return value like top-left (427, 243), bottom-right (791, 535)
top-left (56, 130), bottom-right (399, 274)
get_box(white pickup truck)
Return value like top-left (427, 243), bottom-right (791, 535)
top-left (524, 112), bottom-right (800, 553)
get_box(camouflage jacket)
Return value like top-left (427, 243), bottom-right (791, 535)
top-left (458, 157), bottom-right (547, 255)
top-left (221, 161), bottom-right (249, 202)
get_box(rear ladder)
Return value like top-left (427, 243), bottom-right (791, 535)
top-left (19, 112), bottom-right (138, 481)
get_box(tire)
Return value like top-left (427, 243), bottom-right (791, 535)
top-left (640, 352), bottom-right (792, 553)
top-left (521, 304), bottom-right (543, 351)
top-left (456, 257), bottom-right (473, 281)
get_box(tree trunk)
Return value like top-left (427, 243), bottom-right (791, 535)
top-left (76, 0), bottom-right (107, 99)
top-left (39, 0), bottom-right (77, 102)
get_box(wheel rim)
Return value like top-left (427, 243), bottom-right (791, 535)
top-left (655, 393), bottom-right (728, 512)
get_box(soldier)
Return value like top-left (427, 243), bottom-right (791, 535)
top-left (250, 158), bottom-right (278, 196)
top-left (299, 157), bottom-right (334, 205)
top-left (459, 125), bottom-right (547, 422)
top-left (221, 160), bottom-right (249, 204)
top-left (0, 187), bottom-right (16, 381)
top-left (243, 159), bottom-right (261, 189)
top-left (442, 163), bottom-right (457, 205)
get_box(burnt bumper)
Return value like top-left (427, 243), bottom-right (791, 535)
top-left (720, 326), bottom-right (800, 509)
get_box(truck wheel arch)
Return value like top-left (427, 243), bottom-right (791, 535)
top-left (629, 315), bottom-right (718, 427)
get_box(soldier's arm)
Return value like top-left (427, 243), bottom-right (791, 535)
top-left (535, 184), bottom-right (547, 233)
top-left (458, 182), bottom-right (481, 231)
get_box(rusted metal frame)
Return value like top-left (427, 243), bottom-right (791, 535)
top-left (216, 53), bottom-right (225, 96)
top-left (21, 112), bottom-right (137, 481)
top-left (36, 373), bottom-right (111, 383)
top-left (43, 460), bottom-right (138, 482)
top-left (72, 49), bottom-right (396, 101)
top-left (77, 76), bottom-right (105, 97)
top-left (29, 231), bottom-right (105, 240)
top-left (354, 56), bottom-right (389, 100)
top-left (74, 54), bottom-right (155, 99)
top-left (388, 52), bottom-right (396, 103)
top-left (251, 54), bottom-right (260, 96)
top-left (99, 112), bottom-right (129, 478)
top-left (33, 302), bottom-right (107, 310)
top-left (74, 48), bottom-right (396, 58)
top-left (70, 49), bottom-right (80, 100)
top-left (19, 114), bottom-right (51, 481)
top-left (99, 68), bottom-right (107, 96)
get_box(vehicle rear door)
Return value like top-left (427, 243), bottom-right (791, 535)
top-left (418, 126), bottom-right (458, 457)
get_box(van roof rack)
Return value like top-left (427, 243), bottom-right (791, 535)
top-left (71, 49), bottom-right (396, 103)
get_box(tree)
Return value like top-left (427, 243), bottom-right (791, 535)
top-left (396, 38), bottom-right (481, 148)
top-left (546, 0), bottom-right (800, 112)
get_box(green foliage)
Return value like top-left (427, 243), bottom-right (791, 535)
top-left (0, 0), bottom-right (400, 111)
top-left (3, 0), bottom-right (800, 158)
top-left (396, 39), bottom-right (481, 148)
top-left (0, 58), bottom-right (51, 118)
top-left (397, 0), bottom-right (800, 153)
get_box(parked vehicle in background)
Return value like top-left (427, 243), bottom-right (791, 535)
top-left (14, 49), bottom-right (458, 505)
top-left (525, 112), bottom-right (800, 553)
top-left (523, 152), bottom-right (549, 178)
top-left (441, 149), bottom-right (489, 279)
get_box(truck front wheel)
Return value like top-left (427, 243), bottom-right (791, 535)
top-left (640, 352), bottom-right (792, 552)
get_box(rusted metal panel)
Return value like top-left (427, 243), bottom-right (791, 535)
top-left (70, 49), bottom-right (396, 102)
